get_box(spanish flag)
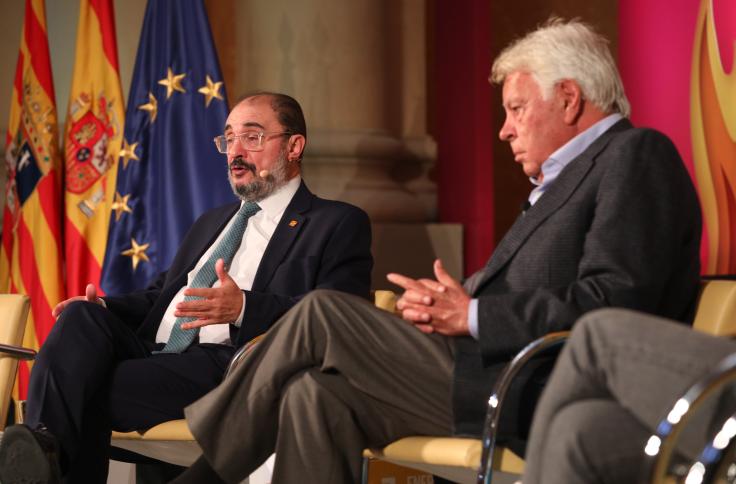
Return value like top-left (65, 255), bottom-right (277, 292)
top-left (0, 0), bottom-right (65, 398)
top-left (63, 0), bottom-right (125, 295)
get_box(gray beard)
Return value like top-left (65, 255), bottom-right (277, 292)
top-left (229, 151), bottom-right (290, 202)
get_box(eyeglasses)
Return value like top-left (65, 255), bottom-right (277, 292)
top-left (213, 131), bottom-right (292, 153)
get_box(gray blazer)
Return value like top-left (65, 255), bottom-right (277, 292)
top-left (452, 119), bottom-right (702, 439)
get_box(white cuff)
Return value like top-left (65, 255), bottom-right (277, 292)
top-left (232, 292), bottom-right (246, 327)
top-left (468, 298), bottom-right (479, 339)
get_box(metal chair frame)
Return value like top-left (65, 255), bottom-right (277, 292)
top-left (360, 331), bottom-right (570, 484)
top-left (646, 352), bottom-right (736, 484)
top-left (477, 331), bottom-right (569, 483)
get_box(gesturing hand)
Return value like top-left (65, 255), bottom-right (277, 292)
top-left (52, 283), bottom-right (103, 318)
top-left (386, 259), bottom-right (470, 336)
top-left (176, 259), bottom-right (244, 330)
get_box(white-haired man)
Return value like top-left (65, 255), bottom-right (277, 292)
top-left (172, 19), bottom-right (702, 483)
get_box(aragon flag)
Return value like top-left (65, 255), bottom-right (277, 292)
top-left (100, 0), bottom-right (234, 295)
top-left (63, 0), bottom-right (125, 296)
top-left (0, 0), bottom-right (65, 398)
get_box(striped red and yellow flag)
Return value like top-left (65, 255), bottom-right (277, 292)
top-left (0, 0), bottom-right (65, 398)
top-left (63, 0), bottom-right (124, 295)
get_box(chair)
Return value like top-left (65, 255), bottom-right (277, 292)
top-left (0, 294), bottom-right (33, 431)
top-left (362, 279), bottom-right (736, 484)
top-left (362, 333), bottom-right (564, 484)
top-left (109, 342), bottom-right (260, 466)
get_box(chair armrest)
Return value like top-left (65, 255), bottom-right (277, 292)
top-left (679, 408), bottom-right (736, 484)
top-left (0, 342), bottom-right (36, 423)
top-left (373, 290), bottom-right (397, 313)
top-left (224, 334), bottom-right (265, 379)
top-left (478, 331), bottom-right (570, 483)
top-left (0, 343), bottom-right (36, 360)
top-left (645, 352), bottom-right (736, 484)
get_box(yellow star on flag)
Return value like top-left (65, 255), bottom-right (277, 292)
top-left (121, 238), bottom-right (151, 270)
top-left (197, 75), bottom-right (223, 107)
top-left (138, 92), bottom-right (158, 122)
top-left (111, 192), bottom-right (133, 221)
top-left (118, 139), bottom-right (140, 169)
top-left (158, 67), bottom-right (186, 99)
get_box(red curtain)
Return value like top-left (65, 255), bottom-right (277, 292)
top-left (434, 0), bottom-right (495, 277)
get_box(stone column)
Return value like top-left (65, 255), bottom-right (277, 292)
top-left (225, 0), bottom-right (436, 222)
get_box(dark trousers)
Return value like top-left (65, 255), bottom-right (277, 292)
top-left (25, 301), bottom-right (234, 483)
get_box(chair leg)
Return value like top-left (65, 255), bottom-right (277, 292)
top-left (361, 457), bottom-right (370, 484)
top-left (135, 461), bottom-right (186, 483)
top-left (15, 400), bottom-right (26, 424)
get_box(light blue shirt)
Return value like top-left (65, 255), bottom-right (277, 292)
top-left (467, 113), bottom-right (624, 339)
top-left (528, 113), bottom-right (623, 206)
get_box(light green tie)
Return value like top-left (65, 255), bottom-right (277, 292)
top-left (157, 202), bottom-right (261, 353)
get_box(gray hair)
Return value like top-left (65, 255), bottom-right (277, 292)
top-left (490, 18), bottom-right (630, 117)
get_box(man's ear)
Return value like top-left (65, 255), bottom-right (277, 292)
top-left (558, 79), bottom-right (583, 124)
top-left (287, 134), bottom-right (306, 161)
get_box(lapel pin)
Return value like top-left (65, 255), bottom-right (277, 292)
top-left (289, 220), bottom-right (298, 227)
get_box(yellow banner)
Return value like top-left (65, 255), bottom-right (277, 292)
top-left (63, 0), bottom-right (125, 295)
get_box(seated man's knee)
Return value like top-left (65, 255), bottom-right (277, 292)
top-left (572, 308), bottom-right (649, 348)
top-left (285, 290), bottom-right (337, 326)
top-left (291, 289), bottom-right (363, 321)
top-left (44, 301), bottom-right (109, 345)
top-left (300, 289), bottom-right (354, 306)
top-left (576, 307), bottom-right (636, 330)
top-left (57, 301), bottom-right (107, 325)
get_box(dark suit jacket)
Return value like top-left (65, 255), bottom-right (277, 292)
top-left (452, 119), bottom-right (702, 439)
top-left (103, 181), bottom-right (373, 348)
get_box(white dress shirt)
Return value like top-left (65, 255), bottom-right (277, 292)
top-left (155, 176), bottom-right (302, 345)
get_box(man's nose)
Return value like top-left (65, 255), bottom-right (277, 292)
top-left (499, 119), bottom-right (515, 141)
top-left (228, 138), bottom-right (247, 158)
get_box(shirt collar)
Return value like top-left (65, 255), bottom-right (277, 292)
top-left (531, 113), bottom-right (624, 187)
top-left (526, 113), bottom-right (623, 206)
top-left (243, 175), bottom-right (301, 220)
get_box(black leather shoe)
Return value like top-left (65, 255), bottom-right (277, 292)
top-left (0, 424), bottom-right (61, 484)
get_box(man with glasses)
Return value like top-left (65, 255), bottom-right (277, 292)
top-left (0, 92), bottom-right (373, 484)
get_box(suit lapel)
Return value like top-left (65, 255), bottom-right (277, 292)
top-left (471, 119), bottom-right (632, 295)
top-left (251, 181), bottom-right (313, 291)
top-left (167, 202), bottom-right (240, 284)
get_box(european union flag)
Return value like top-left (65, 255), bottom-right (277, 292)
top-left (100, 0), bottom-right (235, 295)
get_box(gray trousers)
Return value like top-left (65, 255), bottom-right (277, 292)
top-left (523, 308), bottom-right (736, 484)
top-left (185, 289), bottom-right (455, 483)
